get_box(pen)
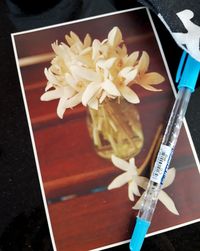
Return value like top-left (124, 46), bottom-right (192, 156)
top-left (129, 51), bottom-right (200, 251)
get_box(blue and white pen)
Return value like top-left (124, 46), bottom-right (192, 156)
top-left (129, 51), bottom-right (200, 251)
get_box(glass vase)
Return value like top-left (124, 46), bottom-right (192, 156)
top-left (86, 98), bottom-right (144, 160)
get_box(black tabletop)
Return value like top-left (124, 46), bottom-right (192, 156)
top-left (0, 1), bottom-right (200, 250)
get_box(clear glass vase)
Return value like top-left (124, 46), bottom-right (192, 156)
top-left (86, 98), bottom-right (144, 160)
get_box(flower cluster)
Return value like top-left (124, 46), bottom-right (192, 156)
top-left (108, 155), bottom-right (179, 215)
top-left (41, 27), bottom-right (164, 118)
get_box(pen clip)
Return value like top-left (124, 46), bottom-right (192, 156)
top-left (176, 51), bottom-right (200, 92)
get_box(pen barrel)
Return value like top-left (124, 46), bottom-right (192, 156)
top-left (138, 87), bottom-right (191, 222)
top-left (138, 181), bottom-right (161, 221)
top-left (162, 87), bottom-right (191, 148)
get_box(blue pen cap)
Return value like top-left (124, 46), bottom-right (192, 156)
top-left (176, 51), bottom-right (200, 92)
top-left (129, 217), bottom-right (150, 251)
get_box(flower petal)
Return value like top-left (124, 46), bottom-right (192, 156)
top-left (116, 44), bottom-right (127, 57)
top-left (162, 168), bottom-right (176, 189)
top-left (97, 57), bottom-right (116, 69)
top-left (108, 172), bottom-right (131, 190)
top-left (45, 82), bottom-right (53, 91)
top-left (63, 91), bottom-right (83, 110)
top-left (56, 86), bottom-right (76, 118)
top-left (135, 176), bottom-right (149, 190)
top-left (92, 39), bottom-right (101, 60)
top-left (119, 86), bottom-right (140, 104)
top-left (140, 84), bottom-right (162, 92)
top-left (80, 47), bottom-right (92, 56)
top-left (124, 69), bottom-right (138, 85)
top-left (129, 158), bottom-right (135, 167)
top-left (111, 155), bottom-right (130, 171)
top-left (40, 89), bottom-right (62, 101)
top-left (82, 82), bottom-right (100, 106)
top-left (50, 64), bottom-right (62, 75)
top-left (88, 97), bottom-right (98, 110)
top-left (99, 91), bottom-right (107, 103)
top-left (158, 190), bottom-right (179, 215)
top-left (65, 34), bottom-right (74, 46)
top-left (65, 73), bottom-right (77, 86)
top-left (57, 97), bottom-right (66, 119)
top-left (51, 41), bottom-right (61, 56)
top-left (129, 158), bottom-right (138, 175)
top-left (137, 51), bottom-right (149, 74)
top-left (70, 65), bottom-right (100, 82)
top-left (118, 66), bottom-right (133, 78)
top-left (100, 44), bottom-right (109, 57)
top-left (102, 79), bottom-right (121, 96)
top-left (44, 68), bottom-right (58, 84)
top-left (84, 33), bottom-right (92, 47)
top-left (128, 182), bottom-right (135, 201)
top-left (60, 43), bottom-right (73, 60)
top-left (129, 180), bottom-right (141, 197)
top-left (132, 193), bottom-right (145, 210)
top-left (52, 42), bottom-right (72, 60)
top-left (108, 26), bottom-right (123, 47)
top-left (127, 51), bottom-right (139, 66)
top-left (70, 31), bottom-right (82, 46)
top-left (103, 69), bottom-right (110, 80)
top-left (139, 72), bottom-right (164, 91)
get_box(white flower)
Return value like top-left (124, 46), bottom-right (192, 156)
top-left (107, 25), bottom-right (123, 47)
top-left (116, 67), bottom-right (140, 103)
top-left (135, 51), bottom-right (165, 91)
top-left (40, 68), bottom-right (82, 118)
top-left (65, 31), bottom-right (92, 54)
top-left (133, 168), bottom-right (179, 215)
top-left (108, 155), bottom-right (179, 215)
top-left (41, 26), bottom-right (164, 118)
top-left (108, 155), bottom-right (148, 201)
